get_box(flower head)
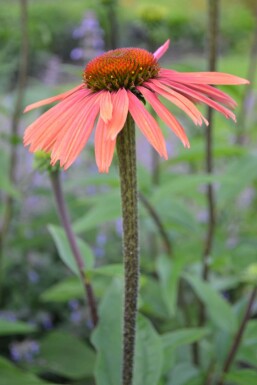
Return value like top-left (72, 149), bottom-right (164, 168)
top-left (24, 40), bottom-right (248, 173)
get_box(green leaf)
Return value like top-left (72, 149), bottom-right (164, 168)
top-left (134, 315), bottom-right (163, 385)
top-left (88, 264), bottom-right (124, 278)
top-left (162, 327), bottom-right (210, 350)
top-left (0, 320), bottom-right (36, 336)
top-left (225, 369), bottom-right (257, 385)
top-left (168, 363), bottom-right (202, 385)
top-left (0, 357), bottom-right (57, 385)
top-left (92, 279), bottom-right (163, 385)
top-left (184, 274), bottom-right (237, 333)
top-left (156, 255), bottom-right (185, 316)
top-left (218, 154), bottom-right (257, 207)
top-left (152, 173), bottom-right (221, 202)
top-left (34, 331), bottom-right (95, 380)
top-left (41, 278), bottom-right (84, 302)
top-left (91, 279), bottom-right (123, 385)
top-left (161, 327), bottom-right (209, 375)
top-left (48, 225), bottom-right (94, 275)
top-left (73, 193), bottom-right (121, 233)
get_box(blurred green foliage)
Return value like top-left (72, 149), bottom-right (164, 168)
top-left (0, 0), bottom-right (257, 384)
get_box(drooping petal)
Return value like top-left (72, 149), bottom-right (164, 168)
top-left (50, 93), bottom-right (101, 169)
top-left (187, 84), bottom-right (237, 108)
top-left (128, 90), bottom-right (168, 159)
top-left (100, 91), bottom-right (113, 123)
top-left (147, 79), bottom-right (208, 126)
top-left (94, 117), bottom-right (116, 173)
top-left (24, 84), bottom-right (86, 112)
top-left (153, 39), bottom-right (170, 61)
top-left (166, 81), bottom-right (237, 121)
top-left (24, 90), bottom-right (90, 151)
top-left (159, 69), bottom-right (249, 85)
top-left (138, 86), bottom-right (190, 148)
top-left (106, 88), bottom-right (129, 139)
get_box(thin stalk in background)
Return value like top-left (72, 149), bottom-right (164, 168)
top-left (217, 286), bottom-right (257, 385)
top-left (50, 170), bottom-right (98, 327)
top-left (0, 0), bottom-right (28, 301)
top-left (193, 0), bottom-right (219, 365)
top-left (235, 5), bottom-right (257, 145)
top-left (116, 115), bottom-right (139, 385)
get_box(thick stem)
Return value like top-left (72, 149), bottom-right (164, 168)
top-left (116, 115), bottom-right (139, 385)
top-left (0, 0), bottom-right (28, 302)
top-left (217, 286), bottom-right (257, 385)
top-left (50, 170), bottom-right (98, 327)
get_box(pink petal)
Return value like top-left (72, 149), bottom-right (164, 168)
top-left (51, 93), bottom-right (101, 169)
top-left (128, 90), bottom-right (168, 159)
top-left (165, 81), bottom-right (236, 121)
top-left (24, 90), bottom-right (88, 151)
top-left (138, 86), bottom-right (190, 148)
top-left (187, 84), bottom-right (237, 108)
top-left (94, 117), bottom-right (116, 173)
top-left (148, 79), bottom-right (208, 126)
top-left (106, 88), bottom-right (129, 139)
top-left (153, 40), bottom-right (170, 60)
top-left (100, 91), bottom-right (113, 123)
top-left (159, 69), bottom-right (249, 85)
top-left (24, 84), bottom-right (86, 112)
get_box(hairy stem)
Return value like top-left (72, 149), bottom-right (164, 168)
top-left (117, 115), bottom-right (139, 385)
top-left (50, 170), bottom-right (98, 327)
top-left (0, 0), bottom-right (28, 302)
top-left (193, 0), bottom-right (219, 365)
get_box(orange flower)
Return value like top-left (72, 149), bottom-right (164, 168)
top-left (24, 40), bottom-right (248, 172)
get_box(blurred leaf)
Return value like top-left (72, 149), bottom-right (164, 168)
top-left (218, 154), bottom-right (257, 207)
top-left (152, 173), bottom-right (221, 202)
top-left (88, 264), bottom-right (123, 278)
top-left (92, 278), bottom-right (163, 385)
top-left (35, 331), bottom-right (95, 379)
top-left (48, 225), bottom-right (94, 275)
top-left (161, 327), bottom-right (209, 375)
top-left (73, 193), bottom-right (121, 233)
top-left (91, 279), bottom-right (123, 385)
top-left (0, 320), bottom-right (36, 336)
top-left (162, 327), bottom-right (210, 350)
top-left (225, 369), bottom-right (257, 385)
top-left (0, 357), bottom-right (57, 385)
top-left (41, 278), bottom-right (83, 302)
top-left (134, 315), bottom-right (163, 385)
top-left (184, 274), bottom-right (237, 333)
top-left (156, 255), bottom-right (185, 316)
top-left (168, 362), bottom-right (202, 385)
top-left (140, 276), bottom-right (170, 319)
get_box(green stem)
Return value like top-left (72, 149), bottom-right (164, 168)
top-left (116, 115), bottom-right (139, 385)
top-left (50, 170), bottom-right (98, 327)
top-left (217, 286), bottom-right (257, 385)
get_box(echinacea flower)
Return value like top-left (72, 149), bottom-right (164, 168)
top-left (24, 40), bottom-right (248, 172)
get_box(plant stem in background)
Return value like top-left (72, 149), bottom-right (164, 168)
top-left (0, 0), bottom-right (28, 301)
top-left (50, 170), bottom-right (98, 327)
top-left (217, 286), bottom-right (257, 385)
top-left (116, 115), bottom-right (139, 385)
top-left (235, 6), bottom-right (257, 145)
top-left (193, 0), bottom-right (219, 365)
top-left (139, 192), bottom-right (172, 255)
